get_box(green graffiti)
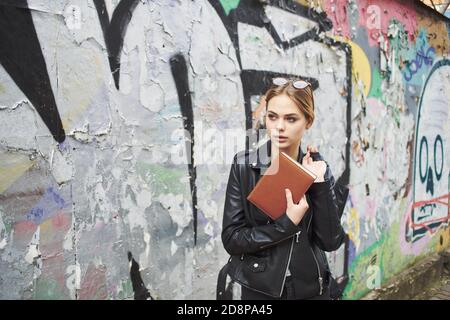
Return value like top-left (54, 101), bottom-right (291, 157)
top-left (434, 134), bottom-right (443, 181)
top-left (368, 68), bottom-right (383, 99)
top-left (388, 19), bottom-right (410, 64)
top-left (248, 35), bottom-right (262, 43)
top-left (419, 136), bottom-right (429, 183)
top-left (365, 265), bottom-right (381, 290)
top-left (34, 278), bottom-right (66, 300)
top-left (0, 210), bottom-right (12, 235)
top-left (117, 279), bottom-right (134, 300)
top-left (137, 163), bottom-right (187, 196)
top-left (343, 235), bottom-right (386, 300)
top-left (219, 0), bottom-right (240, 15)
top-left (342, 202), bottom-right (443, 300)
top-left (390, 104), bottom-right (401, 128)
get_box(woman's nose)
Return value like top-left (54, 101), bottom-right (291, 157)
top-left (276, 119), bottom-right (285, 130)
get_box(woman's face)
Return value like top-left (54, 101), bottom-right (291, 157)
top-left (265, 94), bottom-right (310, 148)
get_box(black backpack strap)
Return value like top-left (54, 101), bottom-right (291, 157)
top-left (216, 260), bottom-right (233, 300)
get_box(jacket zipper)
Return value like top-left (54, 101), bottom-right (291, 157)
top-left (259, 209), bottom-right (322, 296)
top-left (280, 236), bottom-right (294, 297)
top-left (310, 246), bottom-right (323, 295)
top-left (295, 231), bottom-right (301, 242)
top-left (307, 211), bottom-right (323, 295)
top-left (259, 220), bottom-right (297, 297)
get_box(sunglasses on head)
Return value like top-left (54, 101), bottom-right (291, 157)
top-left (272, 77), bottom-right (311, 89)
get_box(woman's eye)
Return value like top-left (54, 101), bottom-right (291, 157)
top-left (287, 118), bottom-right (296, 122)
top-left (268, 115), bottom-right (276, 120)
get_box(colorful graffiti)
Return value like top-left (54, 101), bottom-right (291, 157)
top-left (409, 59), bottom-right (450, 242)
top-left (0, 0), bottom-right (449, 300)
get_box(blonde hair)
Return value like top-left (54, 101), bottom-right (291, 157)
top-left (264, 80), bottom-right (315, 128)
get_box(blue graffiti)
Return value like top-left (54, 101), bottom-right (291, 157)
top-left (403, 45), bottom-right (435, 81)
top-left (28, 207), bottom-right (44, 221)
top-left (26, 187), bottom-right (67, 225)
top-left (49, 187), bottom-right (65, 208)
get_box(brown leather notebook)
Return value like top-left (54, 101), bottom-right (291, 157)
top-left (246, 151), bottom-right (317, 220)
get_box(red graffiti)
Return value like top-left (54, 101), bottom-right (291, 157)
top-left (408, 193), bottom-right (450, 235)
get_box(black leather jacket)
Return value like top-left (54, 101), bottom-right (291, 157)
top-left (221, 140), bottom-right (348, 299)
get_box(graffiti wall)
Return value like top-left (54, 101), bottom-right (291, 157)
top-left (0, 0), bottom-right (448, 299)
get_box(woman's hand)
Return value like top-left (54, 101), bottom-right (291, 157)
top-left (302, 145), bottom-right (326, 183)
top-left (285, 189), bottom-right (309, 225)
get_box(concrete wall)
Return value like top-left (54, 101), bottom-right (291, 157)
top-left (0, 0), bottom-right (448, 299)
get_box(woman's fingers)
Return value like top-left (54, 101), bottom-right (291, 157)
top-left (285, 188), bottom-right (293, 206)
top-left (304, 150), bottom-right (313, 165)
top-left (286, 192), bottom-right (309, 225)
top-left (307, 145), bottom-right (318, 153)
top-left (302, 150), bottom-right (311, 165)
top-left (298, 195), bottom-right (308, 206)
top-left (298, 196), bottom-right (309, 216)
top-left (287, 190), bottom-right (308, 208)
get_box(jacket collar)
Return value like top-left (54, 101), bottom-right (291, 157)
top-left (248, 139), bottom-right (304, 174)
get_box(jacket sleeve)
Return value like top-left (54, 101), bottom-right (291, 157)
top-left (307, 153), bottom-right (347, 252)
top-left (221, 155), bottom-right (299, 255)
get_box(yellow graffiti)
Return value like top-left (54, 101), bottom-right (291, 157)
top-left (347, 207), bottom-right (361, 250)
top-left (39, 218), bottom-right (54, 242)
top-left (435, 224), bottom-right (450, 252)
top-left (0, 153), bottom-right (35, 194)
top-left (349, 40), bottom-right (372, 98)
top-left (332, 37), bottom-right (372, 98)
top-left (295, 0), bottom-right (313, 7)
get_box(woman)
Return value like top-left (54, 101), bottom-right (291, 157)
top-left (219, 78), bottom-right (348, 300)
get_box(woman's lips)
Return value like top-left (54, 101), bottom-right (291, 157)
top-left (275, 136), bottom-right (288, 141)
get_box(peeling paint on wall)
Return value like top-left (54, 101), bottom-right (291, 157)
top-left (0, 0), bottom-right (449, 300)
